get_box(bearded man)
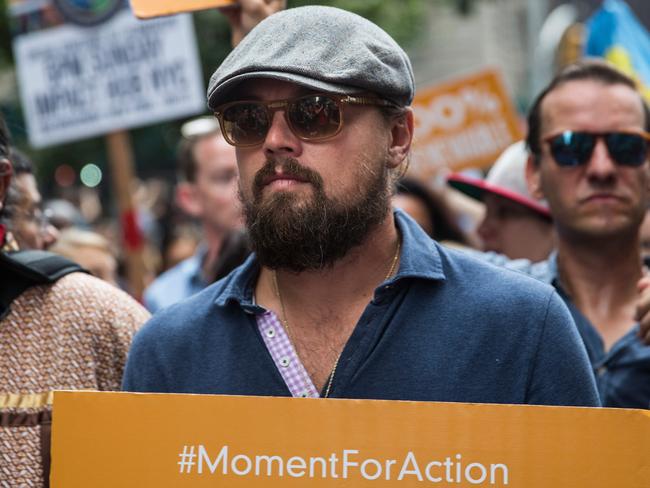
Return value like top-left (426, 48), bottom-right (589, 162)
top-left (123, 6), bottom-right (598, 407)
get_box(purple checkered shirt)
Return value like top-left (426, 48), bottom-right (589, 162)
top-left (256, 310), bottom-right (321, 398)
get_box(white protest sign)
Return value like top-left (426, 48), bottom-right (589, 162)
top-left (13, 9), bottom-right (206, 148)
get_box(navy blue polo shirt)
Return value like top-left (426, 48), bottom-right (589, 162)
top-left (123, 210), bottom-right (599, 407)
top-left (465, 250), bottom-right (650, 409)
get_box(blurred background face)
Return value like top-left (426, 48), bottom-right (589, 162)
top-left (10, 173), bottom-right (58, 250)
top-left (392, 177), bottom-right (476, 246)
top-left (181, 134), bottom-right (243, 233)
top-left (478, 193), bottom-right (554, 262)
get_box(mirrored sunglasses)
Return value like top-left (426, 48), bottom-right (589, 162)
top-left (214, 93), bottom-right (394, 147)
top-left (544, 130), bottom-right (650, 167)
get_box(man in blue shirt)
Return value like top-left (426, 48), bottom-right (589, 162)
top-left (144, 119), bottom-right (247, 313)
top-left (123, 6), bottom-right (599, 407)
top-left (524, 61), bottom-right (650, 408)
top-left (461, 61), bottom-right (650, 409)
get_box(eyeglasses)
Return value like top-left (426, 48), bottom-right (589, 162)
top-left (214, 93), bottom-right (394, 147)
top-left (14, 207), bottom-right (51, 230)
top-left (544, 130), bottom-right (650, 167)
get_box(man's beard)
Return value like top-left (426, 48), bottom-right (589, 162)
top-left (242, 156), bottom-right (390, 272)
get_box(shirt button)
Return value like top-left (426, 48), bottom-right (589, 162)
top-left (280, 356), bottom-right (291, 367)
top-left (300, 391), bottom-right (309, 398)
top-left (265, 328), bottom-right (276, 338)
top-left (597, 366), bottom-right (607, 376)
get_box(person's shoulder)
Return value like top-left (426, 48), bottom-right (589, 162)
top-left (7, 272), bottom-right (150, 337)
top-left (50, 272), bottom-right (150, 321)
top-left (146, 256), bottom-right (198, 292)
top-left (126, 287), bottom-right (227, 384)
top-left (143, 256), bottom-right (204, 311)
top-left (50, 271), bottom-right (133, 298)
top-left (140, 275), bottom-right (232, 331)
top-left (455, 247), bottom-right (555, 283)
top-left (137, 255), bottom-right (257, 342)
top-left (436, 244), bottom-right (556, 299)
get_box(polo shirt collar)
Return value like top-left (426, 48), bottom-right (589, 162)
top-left (391, 208), bottom-right (446, 283)
top-left (214, 253), bottom-right (261, 312)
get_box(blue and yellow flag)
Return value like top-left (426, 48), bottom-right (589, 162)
top-left (585, 0), bottom-right (650, 102)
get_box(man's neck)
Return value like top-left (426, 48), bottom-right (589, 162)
top-left (253, 213), bottom-right (400, 391)
top-left (556, 231), bottom-right (643, 350)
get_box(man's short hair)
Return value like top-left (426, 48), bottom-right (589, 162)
top-left (176, 118), bottom-right (222, 183)
top-left (177, 137), bottom-right (200, 183)
top-left (526, 60), bottom-right (650, 162)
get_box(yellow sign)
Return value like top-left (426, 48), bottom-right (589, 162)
top-left (50, 391), bottom-right (650, 487)
top-left (130, 0), bottom-right (235, 19)
top-left (411, 68), bottom-right (522, 176)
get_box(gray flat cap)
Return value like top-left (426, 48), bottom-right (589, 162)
top-left (207, 6), bottom-right (415, 110)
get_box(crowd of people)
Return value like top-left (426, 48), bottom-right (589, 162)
top-left (2, 0), bottom-right (650, 486)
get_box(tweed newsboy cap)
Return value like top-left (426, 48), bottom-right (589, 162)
top-left (207, 6), bottom-right (415, 110)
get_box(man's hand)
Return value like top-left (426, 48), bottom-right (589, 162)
top-left (219, 0), bottom-right (286, 47)
top-left (635, 275), bottom-right (650, 345)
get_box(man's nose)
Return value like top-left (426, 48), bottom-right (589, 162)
top-left (585, 138), bottom-right (617, 182)
top-left (262, 111), bottom-right (303, 158)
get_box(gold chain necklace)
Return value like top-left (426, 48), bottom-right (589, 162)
top-left (272, 236), bottom-right (401, 398)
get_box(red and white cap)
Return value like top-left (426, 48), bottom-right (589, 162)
top-left (447, 141), bottom-right (551, 219)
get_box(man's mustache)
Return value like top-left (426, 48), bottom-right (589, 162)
top-left (252, 157), bottom-right (324, 199)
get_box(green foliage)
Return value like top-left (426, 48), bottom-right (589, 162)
top-left (0, 0), bottom-right (12, 66)
top-left (193, 8), bottom-right (232, 91)
top-left (288, 0), bottom-right (427, 47)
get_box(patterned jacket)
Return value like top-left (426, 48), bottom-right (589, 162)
top-left (0, 272), bottom-right (149, 486)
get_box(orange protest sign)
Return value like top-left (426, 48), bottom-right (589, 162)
top-left (411, 68), bottom-right (522, 177)
top-left (51, 391), bottom-right (650, 487)
top-left (130, 0), bottom-right (235, 18)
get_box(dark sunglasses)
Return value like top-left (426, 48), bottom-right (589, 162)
top-left (544, 130), bottom-right (650, 167)
top-left (214, 93), bottom-right (394, 147)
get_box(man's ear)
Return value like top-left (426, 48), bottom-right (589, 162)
top-left (386, 109), bottom-right (414, 170)
top-left (175, 182), bottom-right (202, 217)
top-left (526, 154), bottom-right (544, 200)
